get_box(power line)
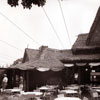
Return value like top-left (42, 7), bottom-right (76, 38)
top-left (0, 39), bottom-right (23, 52)
top-left (0, 52), bottom-right (18, 59)
top-left (37, 0), bottom-right (64, 48)
top-left (0, 55), bottom-right (18, 65)
top-left (0, 59), bottom-right (10, 64)
top-left (0, 53), bottom-right (22, 65)
top-left (0, 54), bottom-right (15, 60)
top-left (0, 56), bottom-right (12, 62)
top-left (0, 11), bottom-right (41, 46)
top-left (42, 7), bottom-right (65, 49)
top-left (57, 0), bottom-right (71, 46)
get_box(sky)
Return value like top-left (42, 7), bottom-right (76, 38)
top-left (0, 0), bottom-right (100, 66)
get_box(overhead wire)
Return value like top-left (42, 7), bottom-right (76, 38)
top-left (0, 52), bottom-right (17, 59)
top-left (0, 11), bottom-right (41, 46)
top-left (36, 0), bottom-right (65, 48)
top-left (0, 1), bottom-right (68, 51)
top-left (0, 52), bottom-right (21, 65)
top-left (0, 52), bottom-right (22, 66)
top-left (0, 39), bottom-right (23, 52)
top-left (42, 7), bottom-right (65, 49)
top-left (0, 61), bottom-right (10, 67)
top-left (57, 0), bottom-right (72, 47)
top-left (0, 55), bottom-right (14, 60)
top-left (0, 56), bottom-right (12, 62)
top-left (31, 0), bottom-right (65, 49)
top-left (0, 59), bottom-right (8, 63)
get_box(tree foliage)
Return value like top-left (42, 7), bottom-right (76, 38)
top-left (7, 0), bottom-right (46, 9)
top-left (12, 58), bottom-right (23, 65)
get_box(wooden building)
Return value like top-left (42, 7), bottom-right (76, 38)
top-left (5, 7), bottom-right (100, 91)
top-left (7, 46), bottom-right (65, 91)
top-left (72, 7), bottom-right (100, 85)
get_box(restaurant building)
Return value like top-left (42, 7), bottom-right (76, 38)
top-left (3, 7), bottom-right (100, 91)
top-left (72, 7), bottom-right (100, 85)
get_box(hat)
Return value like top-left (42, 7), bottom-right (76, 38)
top-left (4, 74), bottom-right (7, 77)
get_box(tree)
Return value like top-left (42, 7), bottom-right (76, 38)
top-left (7, 0), bottom-right (46, 9)
top-left (12, 58), bottom-right (23, 65)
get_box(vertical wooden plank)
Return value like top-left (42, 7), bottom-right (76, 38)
top-left (78, 66), bottom-right (81, 85)
top-left (26, 70), bottom-right (29, 91)
top-left (13, 69), bottom-right (16, 87)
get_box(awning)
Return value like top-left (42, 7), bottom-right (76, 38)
top-left (89, 62), bottom-right (100, 66)
top-left (36, 68), bottom-right (50, 72)
top-left (51, 67), bottom-right (64, 71)
top-left (10, 58), bottom-right (64, 71)
top-left (64, 64), bottom-right (74, 67)
top-left (76, 63), bottom-right (87, 66)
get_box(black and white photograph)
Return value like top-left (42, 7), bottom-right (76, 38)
top-left (0, 0), bottom-right (100, 100)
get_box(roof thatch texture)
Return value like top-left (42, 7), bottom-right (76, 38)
top-left (72, 34), bottom-right (100, 54)
top-left (10, 62), bottom-right (35, 70)
top-left (10, 46), bottom-right (64, 71)
top-left (10, 45), bottom-right (100, 70)
top-left (59, 50), bottom-right (100, 63)
top-left (86, 7), bottom-right (100, 46)
top-left (23, 48), bottom-right (39, 62)
top-left (10, 59), bottom-right (64, 71)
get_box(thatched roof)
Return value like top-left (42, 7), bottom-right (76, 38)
top-left (10, 45), bottom-right (100, 70)
top-left (9, 7), bottom-right (100, 70)
top-left (10, 62), bottom-right (35, 70)
top-left (86, 7), bottom-right (100, 46)
top-left (59, 50), bottom-right (100, 63)
top-left (72, 7), bottom-right (100, 54)
top-left (10, 59), bottom-right (64, 71)
top-left (23, 46), bottom-right (61, 62)
top-left (10, 46), bottom-right (64, 71)
top-left (22, 48), bottom-right (39, 62)
top-left (72, 34), bottom-right (100, 54)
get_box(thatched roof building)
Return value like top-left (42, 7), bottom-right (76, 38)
top-left (10, 45), bottom-right (100, 71)
top-left (86, 7), bottom-right (100, 46)
top-left (7, 7), bottom-right (100, 88)
top-left (72, 7), bottom-right (100, 54)
top-left (10, 7), bottom-right (100, 70)
top-left (60, 49), bottom-right (100, 63)
top-left (70, 7), bottom-right (100, 85)
top-left (10, 46), bottom-right (64, 71)
top-left (72, 34), bottom-right (100, 54)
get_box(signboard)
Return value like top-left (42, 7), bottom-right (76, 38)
top-left (91, 72), bottom-right (100, 76)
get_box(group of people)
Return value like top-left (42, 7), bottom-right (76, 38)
top-left (0, 74), bottom-right (24, 94)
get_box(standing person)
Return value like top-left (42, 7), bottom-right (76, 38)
top-left (19, 76), bottom-right (24, 91)
top-left (1, 74), bottom-right (8, 93)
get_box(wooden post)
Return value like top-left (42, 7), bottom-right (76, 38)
top-left (13, 69), bottom-right (16, 87)
top-left (26, 70), bottom-right (29, 91)
top-left (78, 66), bottom-right (81, 85)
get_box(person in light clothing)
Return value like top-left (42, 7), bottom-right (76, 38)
top-left (19, 76), bottom-right (24, 91)
top-left (1, 74), bottom-right (8, 93)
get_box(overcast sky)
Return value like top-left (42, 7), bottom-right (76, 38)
top-left (0, 0), bottom-right (100, 66)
